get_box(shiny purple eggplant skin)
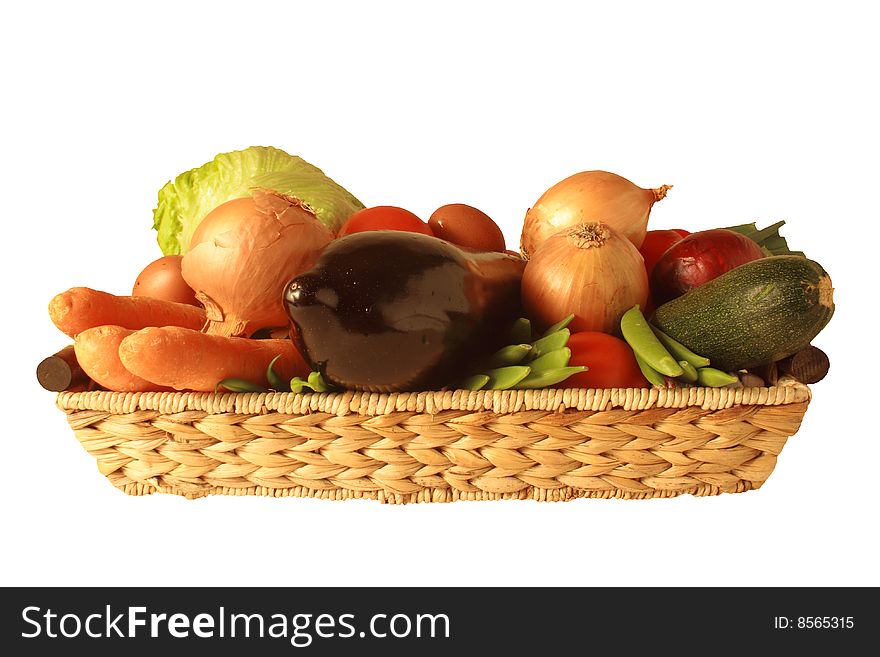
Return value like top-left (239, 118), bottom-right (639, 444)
top-left (283, 231), bottom-right (524, 392)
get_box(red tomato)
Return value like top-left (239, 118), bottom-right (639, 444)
top-left (639, 230), bottom-right (686, 277)
top-left (672, 229), bottom-right (691, 238)
top-left (428, 204), bottom-right (506, 252)
top-left (338, 206), bottom-right (433, 237)
top-left (558, 332), bottom-right (649, 389)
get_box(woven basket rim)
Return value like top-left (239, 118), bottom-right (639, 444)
top-left (56, 379), bottom-right (811, 417)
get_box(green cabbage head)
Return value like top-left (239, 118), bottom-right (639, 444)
top-left (153, 146), bottom-right (364, 254)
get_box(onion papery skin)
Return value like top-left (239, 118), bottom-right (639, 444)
top-left (521, 222), bottom-right (649, 334)
top-left (521, 170), bottom-right (671, 258)
top-left (181, 190), bottom-right (334, 337)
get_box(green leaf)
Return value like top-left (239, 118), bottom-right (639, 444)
top-left (723, 220), bottom-right (802, 257)
top-left (215, 378), bottom-right (266, 393)
top-left (266, 355), bottom-right (290, 391)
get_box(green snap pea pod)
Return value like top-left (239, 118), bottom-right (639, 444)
top-left (634, 354), bottom-right (666, 387)
top-left (289, 371), bottom-right (335, 393)
top-left (460, 374), bottom-right (490, 391)
top-left (307, 371), bottom-right (333, 392)
top-left (266, 355), bottom-right (290, 391)
top-left (696, 367), bottom-right (739, 387)
top-left (509, 318), bottom-right (533, 344)
top-left (289, 377), bottom-right (308, 393)
top-left (678, 360), bottom-right (699, 383)
top-left (650, 326), bottom-right (710, 368)
top-left (620, 306), bottom-right (683, 377)
top-left (527, 347), bottom-right (571, 374)
top-left (488, 343), bottom-right (533, 368)
top-left (542, 314), bottom-right (575, 337)
top-left (485, 366), bottom-right (531, 390)
top-left (216, 378), bottom-right (267, 393)
top-left (515, 366), bottom-right (586, 389)
top-left (530, 328), bottom-right (570, 360)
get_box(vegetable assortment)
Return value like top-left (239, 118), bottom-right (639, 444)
top-left (39, 147), bottom-right (834, 395)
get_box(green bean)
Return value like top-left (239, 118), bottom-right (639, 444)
top-left (620, 306), bottom-right (683, 377)
top-left (215, 378), bottom-right (266, 393)
top-left (678, 360), bottom-right (698, 383)
top-left (696, 367), bottom-right (739, 387)
top-left (527, 347), bottom-right (571, 374)
top-left (635, 354), bottom-right (666, 387)
top-left (485, 366), bottom-right (531, 390)
top-left (515, 366), bottom-right (586, 389)
top-left (488, 343), bottom-right (533, 368)
top-left (650, 326), bottom-right (710, 368)
top-left (460, 374), bottom-right (490, 391)
top-left (266, 355), bottom-right (290, 391)
top-left (542, 314), bottom-right (575, 337)
top-left (530, 328), bottom-right (570, 359)
top-left (509, 318), bottom-right (533, 344)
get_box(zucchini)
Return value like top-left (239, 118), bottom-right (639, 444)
top-left (652, 256), bottom-right (834, 371)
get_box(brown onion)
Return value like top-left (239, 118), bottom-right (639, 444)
top-left (521, 170), bottom-right (671, 258)
top-left (181, 190), bottom-right (333, 337)
top-left (521, 222), bottom-right (649, 334)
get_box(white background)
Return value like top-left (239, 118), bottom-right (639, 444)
top-left (2, 0), bottom-right (877, 587)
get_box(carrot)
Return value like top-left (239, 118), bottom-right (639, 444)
top-left (49, 287), bottom-right (205, 338)
top-left (74, 326), bottom-right (171, 392)
top-left (118, 326), bottom-right (310, 392)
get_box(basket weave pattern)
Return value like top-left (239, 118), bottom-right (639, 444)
top-left (56, 381), bottom-right (811, 503)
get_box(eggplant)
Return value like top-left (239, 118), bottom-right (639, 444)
top-left (283, 231), bottom-right (524, 392)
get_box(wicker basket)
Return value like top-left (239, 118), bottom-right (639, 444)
top-left (55, 379), bottom-right (811, 503)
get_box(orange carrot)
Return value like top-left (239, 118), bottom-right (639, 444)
top-left (49, 287), bottom-right (205, 338)
top-left (74, 326), bottom-right (171, 392)
top-left (118, 326), bottom-right (310, 392)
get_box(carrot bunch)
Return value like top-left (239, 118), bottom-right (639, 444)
top-left (47, 287), bottom-right (309, 392)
